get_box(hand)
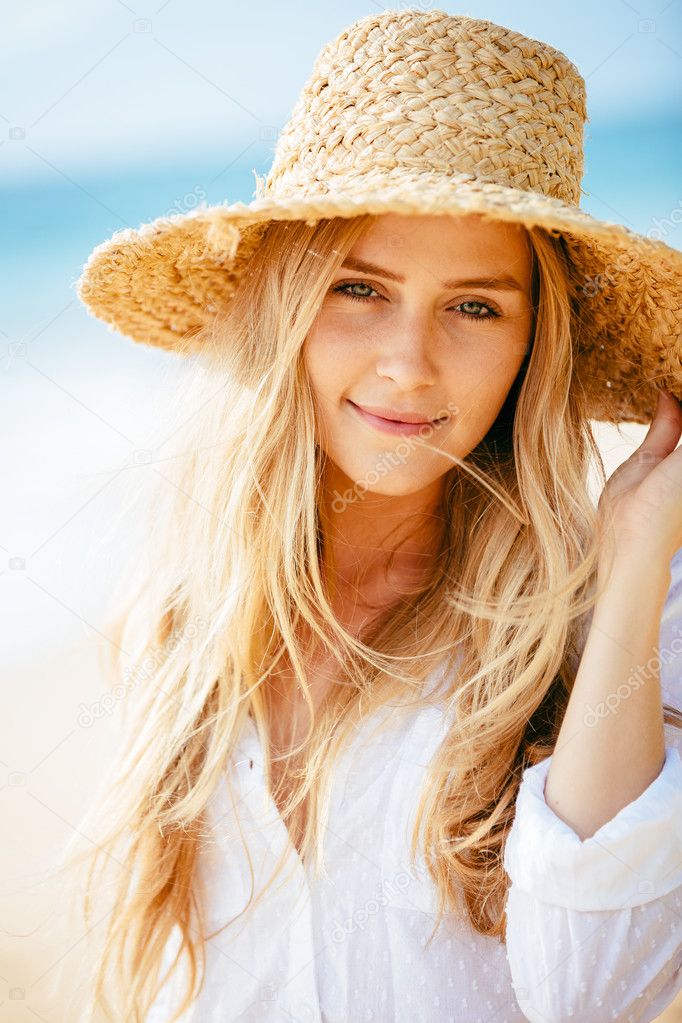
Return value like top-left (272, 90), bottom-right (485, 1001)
top-left (597, 388), bottom-right (682, 576)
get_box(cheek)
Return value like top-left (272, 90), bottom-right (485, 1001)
top-left (442, 344), bottom-right (525, 435)
top-left (303, 319), bottom-right (361, 392)
top-left (302, 328), bottom-right (348, 426)
top-left (445, 338), bottom-right (520, 390)
top-left (476, 350), bottom-right (522, 397)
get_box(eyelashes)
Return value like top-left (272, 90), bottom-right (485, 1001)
top-left (331, 281), bottom-right (500, 323)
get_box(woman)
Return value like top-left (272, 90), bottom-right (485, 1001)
top-left (69, 8), bottom-right (682, 1022)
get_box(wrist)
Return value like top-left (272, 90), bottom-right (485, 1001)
top-left (597, 546), bottom-right (672, 593)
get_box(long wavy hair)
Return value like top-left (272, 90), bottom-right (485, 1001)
top-left (56, 212), bottom-right (682, 1021)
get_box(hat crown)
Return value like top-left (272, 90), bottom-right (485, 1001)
top-left (256, 8), bottom-right (588, 207)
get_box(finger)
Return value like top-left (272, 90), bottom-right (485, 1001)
top-left (656, 388), bottom-right (682, 414)
top-left (640, 389), bottom-right (682, 456)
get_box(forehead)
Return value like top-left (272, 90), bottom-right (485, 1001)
top-left (345, 212), bottom-right (533, 289)
top-left (362, 210), bottom-right (527, 241)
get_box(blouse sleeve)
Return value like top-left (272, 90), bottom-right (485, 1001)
top-left (502, 547), bottom-right (682, 1023)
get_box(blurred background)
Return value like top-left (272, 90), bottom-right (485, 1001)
top-left (1, 1), bottom-right (681, 1019)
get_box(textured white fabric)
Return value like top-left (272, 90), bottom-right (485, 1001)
top-left (146, 550), bottom-right (682, 1023)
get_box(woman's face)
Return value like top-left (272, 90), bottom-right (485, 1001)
top-left (303, 212), bottom-right (534, 501)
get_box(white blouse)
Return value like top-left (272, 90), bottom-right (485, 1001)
top-left (146, 552), bottom-right (682, 1023)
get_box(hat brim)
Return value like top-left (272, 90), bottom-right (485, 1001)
top-left (74, 173), bottom-right (682, 424)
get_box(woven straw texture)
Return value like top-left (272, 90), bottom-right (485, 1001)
top-left (75, 8), bottom-right (682, 425)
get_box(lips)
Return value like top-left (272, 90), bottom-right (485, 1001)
top-left (346, 400), bottom-right (449, 437)
top-left (350, 402), bottom-right (441, 424)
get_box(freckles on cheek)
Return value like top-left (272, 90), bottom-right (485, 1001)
top-left (304, 338), bottom-right (347, 410)
top-left (307, 323), bottom-right (363, 386)
top-left (446, 364), bottom-right (508, 433)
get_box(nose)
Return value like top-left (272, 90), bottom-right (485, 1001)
top-left (373, 309), bottom-right (439, 389)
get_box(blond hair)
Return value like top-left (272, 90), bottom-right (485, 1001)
top-left (56, 213), bottom-right (682, 1021)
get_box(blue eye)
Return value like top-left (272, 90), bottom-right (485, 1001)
top-left (332, 281), bottom-right (500, 322)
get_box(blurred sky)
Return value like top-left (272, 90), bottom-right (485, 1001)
top-left (2, 0), bottom-right (682, 185)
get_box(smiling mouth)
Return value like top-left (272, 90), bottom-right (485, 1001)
top-left (349, 401), bottom-right (447, 424)
top-left (346, 400), bottom-right (449, 436)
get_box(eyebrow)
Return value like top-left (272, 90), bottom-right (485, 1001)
top-left (339, 256), bottom-right (525, 293)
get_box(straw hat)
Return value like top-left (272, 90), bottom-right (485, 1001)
top-left (75, 8), bottom-right (681, 425)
